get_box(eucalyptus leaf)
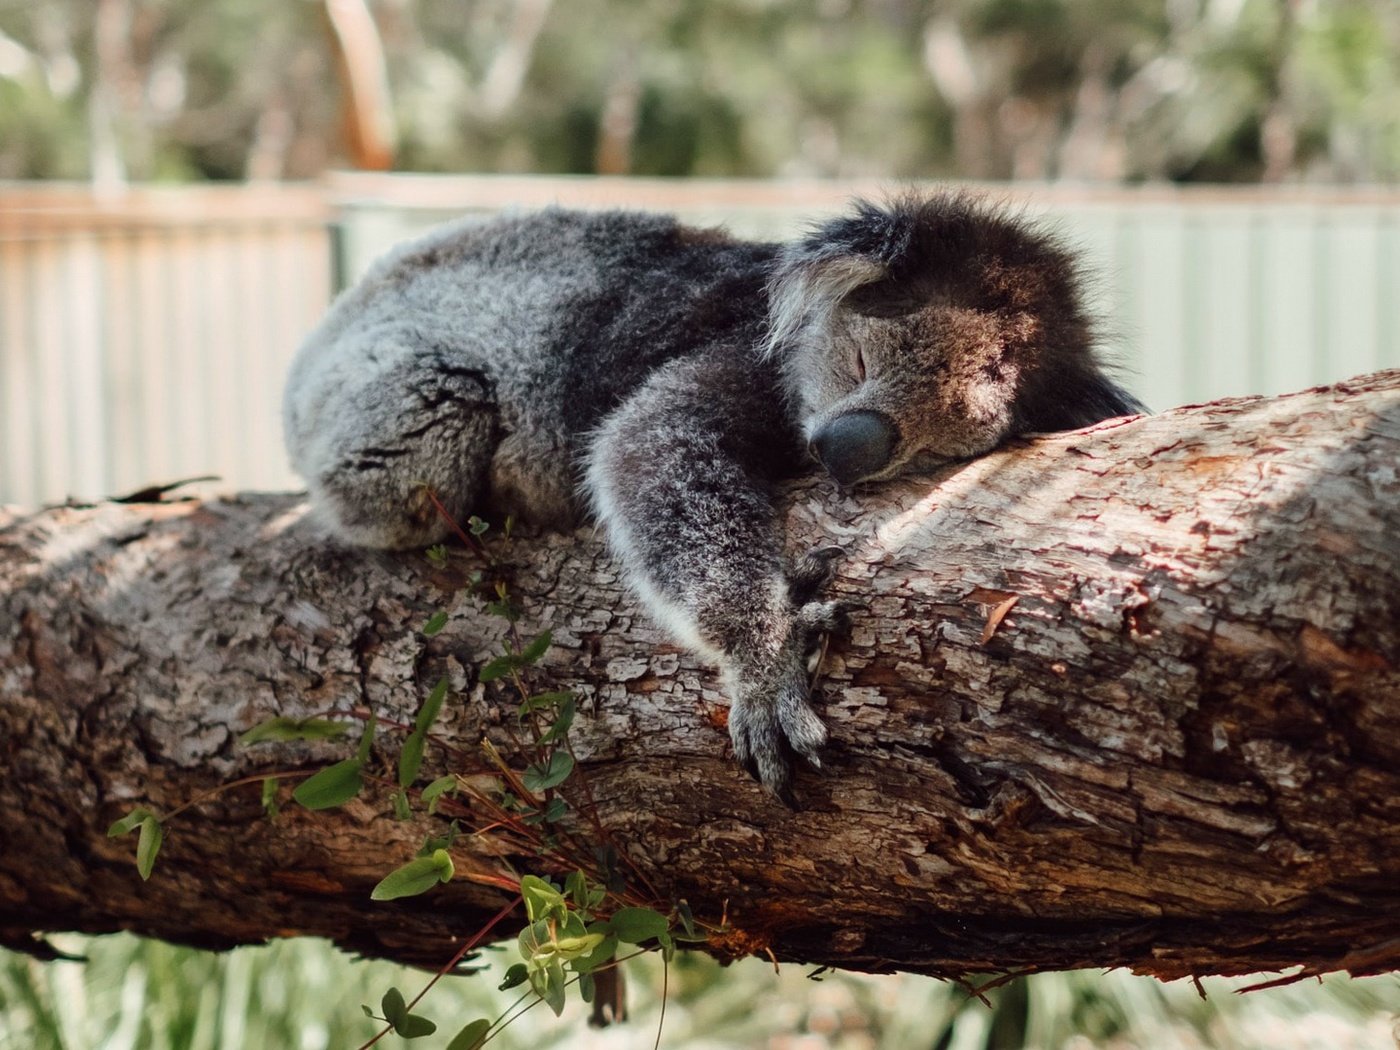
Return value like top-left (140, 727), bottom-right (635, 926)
top-left (381, 987), bottom-right (407, 1026)
top-left (398, 731), bottom-right (425, 788)
top-left (237, 716), bottom-right (351, 746)
top-left (520, 874), bottom-right (564, 923)
top-left (107, 808), bottom-right (155, 838)
top-left (541, 960), bottom-right (567, 1017)
top-left (415, 677), bottom-right (450, 733)
top-left (446, 1019), bottom-right (491, 1050)
top-left (519, 690), bottom-right (573, 715)
top-left (370, 851), bottom-right (453, 902)
top-left (518, 630), bottom-right (551, 665)
top-left (478, 654), bottom-right (517, 682)
top-left (570, 933), bottom-right (618, 975)
top-left (677, 899), bottom-right (697, 938)
top-left (607, 907), bottom-right (669, 945)
top-left (521, 751), bottom-right (574, 793)
top-left (292, 758), bottom-right (364, 810)
top-left (539, 697), bottom-right (576, 744)
top-left (497, 963), bottom-right (528, 991)
top-left (517, 920), bottom-right (552, 961)
top-left (565, 870), bottom-right (588, 907)
top-left (392, 1013), bottom-right (437, 1039)
top-left (355, 716), bottom-right (377, 763)
top-left (136, 816), bottom-right (163, 880)
top-left (421, 775), bottom-right (457, 815)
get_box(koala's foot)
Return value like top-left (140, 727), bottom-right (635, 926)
top-left (787, 545), bottom-right (846, 605)
top-left (728, 591), bottom-right (847, 805)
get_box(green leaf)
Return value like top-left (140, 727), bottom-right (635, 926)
top-left (521, 751), bottom-right (574, 793)
top-left (538, 697), bottom-right (576, 744)
top-left (518, 690), bottom-right (573, 715)
top-left (497, 963), bottom-right (529, 991)
top-left (398, 731), bottom-right (425, 788)
top-left (570, 933), bottom-right (617, 975)
top-left (677, 899), bottom-right (696, 938)
top-left (107, 807), bottom-right (155, 837)
top-left (517, 920), bottom-right (552, 961)
top-left (518, 630), bottom-right (552, 665)
top-left (553, 932), bottom-right (605, 961)
top-left (446, 1019), bottom-right (491, 1050)
top-left (607, 907), bottom-right (669, 945)
top-left (416, 821), bottom-right (461, 858)
top-left (360, 1004), bottom-right (375, 1018)
top-left (520, 875), bottom-right (564, 923)
top-left (478, 653), bottom-right (517, 682)
top-left (415, 677), bottom-right (450, 733)
top-left (260, 777), bottom-right (280, 820)
top-left (355, 716), bottom-right (377, 764)
top-left (381, 988), bottom-right (407, 1026)
top-left (238, 716), bottom-right (351, 746)
top-left (392, 1013), bottom-right (437, 1039)
top-left (485, 599), bottom-right (519, 623)
top-left (565, 870), bottom-right (589, 907)
top-left (578, 971), bottom-right (595, 1004)
top-left (292, 758), bottom-right (364, 810)
top-left (540, 960), bottom-right (567, 1017)
top-left (391, 788), bottom-right (412, 821)
top-left (370, 851), bottom-right (453, 902)
top-left (425, 544), bottom-right (448, 567)
top-left (136, 816), bottom-right (163, 880)
top-left (421, 611), bottom-right (449, 637)
top-left (421, 775), bottom-right (457, 815)
top-left (468, 515), bottom-right (490, 537)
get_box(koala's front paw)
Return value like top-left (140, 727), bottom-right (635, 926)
top-left (728, 596), bottom-right (844, 805)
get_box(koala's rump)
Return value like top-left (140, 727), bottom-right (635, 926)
top-left (377, 210), bottom-right (786, 525)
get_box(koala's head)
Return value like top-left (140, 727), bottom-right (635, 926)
top-left (766, 193), bottom-right (1144, 487)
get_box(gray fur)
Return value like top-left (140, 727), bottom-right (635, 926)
top-left (284, 193), bottom-right (1144, 801)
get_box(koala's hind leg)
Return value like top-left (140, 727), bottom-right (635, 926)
top-left (585, 355), bottom-right (826, 802)
top-left (286, 349), bottom-right (498, 549)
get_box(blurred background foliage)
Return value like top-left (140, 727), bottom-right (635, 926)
top-left (2, 934), bottom-right (1397, 1050)
top-left (1, 0), bottom-right (1399, 184)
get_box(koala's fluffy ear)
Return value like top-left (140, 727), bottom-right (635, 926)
top-left (765, 195), bottom-right (961, 353)
top-left (1015, 364), bottom-right (1147, 433)
top-left (765, 250), bottom-right (886, 356)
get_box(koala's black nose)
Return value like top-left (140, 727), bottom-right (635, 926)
top-left (809, 410), bottom-right (897, 486)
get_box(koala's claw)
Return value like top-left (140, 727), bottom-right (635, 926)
top-left (728, 669), bottom-right (828, 803)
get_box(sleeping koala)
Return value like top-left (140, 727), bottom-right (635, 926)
top-left (284, 192), bottom-right (1143, 801)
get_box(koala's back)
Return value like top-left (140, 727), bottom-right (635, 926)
top-left (284, 208), bottom-right (783, 541)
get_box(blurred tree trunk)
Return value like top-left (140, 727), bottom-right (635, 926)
top-left (322, 0), bottom-right (396, 171)
top-left (1, 372), bottom-right (1398, 981)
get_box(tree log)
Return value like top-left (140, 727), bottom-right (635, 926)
top-left (2, 371), bottom-right (1398, 982)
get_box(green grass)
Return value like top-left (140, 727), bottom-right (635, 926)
top-left (1, 935), bottom-right (1395, 1050)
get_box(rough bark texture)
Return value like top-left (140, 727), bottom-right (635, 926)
top-left (2, 371), bottom-right (1398, 982)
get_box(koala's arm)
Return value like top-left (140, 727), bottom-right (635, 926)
top-left (586, 354), bottom-right (838, 802)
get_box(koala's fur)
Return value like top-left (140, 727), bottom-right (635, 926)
top-left (285, 193), bottom-right (1143, 801)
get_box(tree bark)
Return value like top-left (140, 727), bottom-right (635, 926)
top-left (2, 371), bottom-right (1398, 982)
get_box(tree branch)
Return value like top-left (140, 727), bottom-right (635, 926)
top-left (2, 371), bottom-right (1397, 981)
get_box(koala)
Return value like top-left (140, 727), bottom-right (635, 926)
top-left (284, 192), bottom-right (1144, 802)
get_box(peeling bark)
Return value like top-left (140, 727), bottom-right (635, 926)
top-left (2, 371), bottom-right (1398, 981)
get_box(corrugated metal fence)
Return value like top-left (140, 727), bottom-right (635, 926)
top-left (3, 176), bottom-right (1399, 507)
top-left (0, 185), bottom-right (331, 507)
